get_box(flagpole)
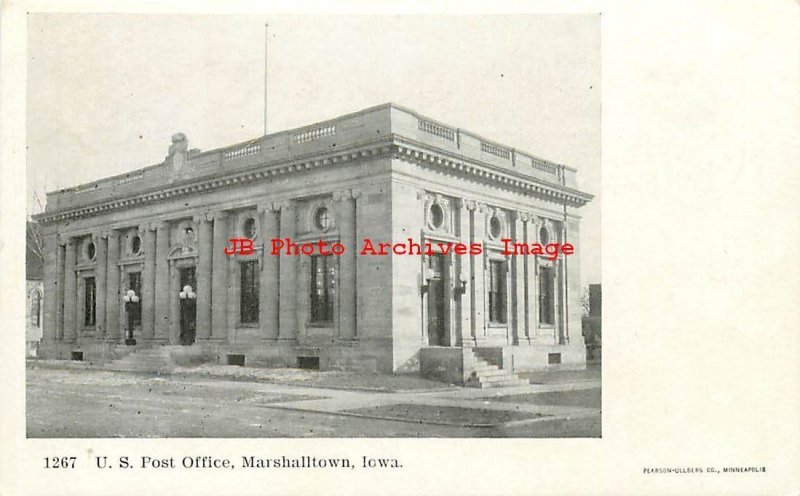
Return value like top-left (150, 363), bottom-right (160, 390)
top-left (264, 23), bottom-right (269, 136)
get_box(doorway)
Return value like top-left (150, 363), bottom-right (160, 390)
top-left (179, 266), bottom-right (197, 345)
top-left (427, 254), bottom-right (446, 346)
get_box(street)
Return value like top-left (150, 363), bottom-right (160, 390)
top-left (27, 365), bottom-right (601, 438)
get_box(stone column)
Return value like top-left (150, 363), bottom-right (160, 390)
top-left (140, 224), bottom-right (156, 341)
top-left (333, 189), bottom-right (358, 340)
top-left (55, 240), bottom-right (65, 340)
top-left (41, 234), bottom-right (58, 344)
top-left (471, 203), bottom-right (487, 342)
top-left (154, 221), bottom-right (170, 342)
top-left (105, 230), bottom-right (120, 342)
top-left (63, 237), bottom-right (78, 343)
top-left (278, 201), bottom-right (296, 340)
top-left (511, 212), bottom-right (528, 345)
top-left (457, 199), bottom-right (474, 347)
top-left (168, 261), bottom-right (180, 344)
top-left (523, 217), bottom-right (536, 341)
top-left (258, 203), bottom-right (280, 340)
top-left (211, 211), bottom-right (229, 340)
top-left (196, 214), bottom-right (213, 340)
top-left (94, 233), bottom-right (107, 339)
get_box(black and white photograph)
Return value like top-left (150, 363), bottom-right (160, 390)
top-left (2, 2), bottom-right (798, 495)
top-left (24, 13), bottom-right (601, 439)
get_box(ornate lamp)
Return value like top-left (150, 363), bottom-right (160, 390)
top-left (123, 289), bottom-right (139, 345)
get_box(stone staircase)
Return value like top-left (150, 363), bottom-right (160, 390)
top-left (464, 351), bottom-right (529, 389)
top-left (105, 346), bottom-right (178, 374)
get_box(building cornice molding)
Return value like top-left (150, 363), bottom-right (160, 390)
top-left (34, 135), bottom-right (592, 224)
top-left (392, 138), bottom-right (593, 208)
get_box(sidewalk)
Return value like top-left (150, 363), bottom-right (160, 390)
top-left (27, 359), bottom-right (601, 430)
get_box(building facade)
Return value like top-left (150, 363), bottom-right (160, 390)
top-left (34, 104), bottom-right (593, 375)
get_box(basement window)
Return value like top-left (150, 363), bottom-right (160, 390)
top-left (548, 353), bottom-right (562, 365)
top-left (227, 354), bottom-right (245, 367)
top-left (297, 356), bottom-right (320, 370)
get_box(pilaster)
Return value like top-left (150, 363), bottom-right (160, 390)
top-left (333, 189), bottom-right (358, 340)
top-left (105, 230), bottom-right (120, 342)
top-left (471, 202), bottom-right (487, 343)
top-left (154, 221), bottom-right (170, 342)
top-left (62, 237), bottom-right (77, 343)
top-left (278, 201), bottom-right (296, 340)
top-left (140, 224), bottom-right (156, 341)
top-left (457, 199), bottom-right (475, 347)
top-left (211, 211), bottom-right (229, 340)
top-left (511, 212), bottom-right (528, 345)
top-left (258, 202), bottom-right (280, 340)
top-left (195, 214), bottom-right (213, 340)
top-left (55, 240), bottom-right (65, 340)
top-left (94, 232), bottom-right (107, 339)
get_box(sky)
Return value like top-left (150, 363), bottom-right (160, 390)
top-left (26, 13), bottom-right (600, 284)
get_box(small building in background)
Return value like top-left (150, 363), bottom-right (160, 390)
top-left (27, 221), bottom-right (44, 357)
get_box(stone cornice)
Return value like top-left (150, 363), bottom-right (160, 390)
top-left (34, 135), bottom-right (592, 224)
top-left (392, 138), bottom-right (593, 208)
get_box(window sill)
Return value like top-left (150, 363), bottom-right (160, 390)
top-left (237, 323), bottom-right (259, 328)
top-left (487, 322), bottom-right (508, 328)
top-left (307, 321), bottom-right (334, 328)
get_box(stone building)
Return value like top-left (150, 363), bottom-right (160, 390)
top-left (34, 103), bottom-right (593, 377)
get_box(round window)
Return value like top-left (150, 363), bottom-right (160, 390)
top-left (539, 226), bottom-right (549, 244)
top-left (243, 217), bottom-right (257, 238)
top-left (314, 207), bottom-right (331, 230)
top-left (429, 203), bottom-right (444, 229)
top-left (86, 241), bottom-right (96, 261)
top-left (490, 216), bottom-right (502, 239)
top-left (131, 235), bottom-right (142, 255)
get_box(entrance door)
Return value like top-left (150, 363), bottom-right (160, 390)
top-left (179, 267), bottom-right (197, 345)
top-left (427, 254), bottom-right (446, 346)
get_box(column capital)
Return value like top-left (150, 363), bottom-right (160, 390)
top-left (474, 201), bottom-right (489, 213)
top-left (275, 199), bottom-right (293, 210)
top-left (257, 202), bottom-right (281, 214)
top-left (459, 198), bottom-right (477, 211)
top-left (59, 234), bottom-right (75, 246)
top-left (512, 211), bottom-right (532, 223)
top-left (100, 228), bottom-right (120, 239)
top-left (207, 210), bottom-right (228, 222)
top-left (153, 220), bottom-right (170, 231)
top-left (138, 223), bottom-right (156, 232)
top-left (192, 213), bottom-right (209, 224)
top-left (332, 188), bottom-right (360, 202)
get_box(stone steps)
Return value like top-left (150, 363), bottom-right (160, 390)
top-left (464, 354), bottom-right (530, 389)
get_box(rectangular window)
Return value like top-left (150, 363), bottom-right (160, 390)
top-left (129, 271), bottom-right (142, 327)
top-left (240, 261), bottom-right (259, 324)
top-left (539, 266), bottom-right (555, 325)
top-left (488, 260), bottom-right (507, 324)
top-left (84, 277), bottom-right (96, 326)
top-left (32, 291), bottom-right (41, 327)
top-left (310, 255), bottom-right (336, 323)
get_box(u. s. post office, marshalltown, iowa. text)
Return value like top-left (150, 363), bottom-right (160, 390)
top-left (241, 456), bottom-right (402, 469)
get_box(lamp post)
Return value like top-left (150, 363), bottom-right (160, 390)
top-left (179, 285), bottom-right (196, 345)
top-left (123, 289), bottom-right (140, 345)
